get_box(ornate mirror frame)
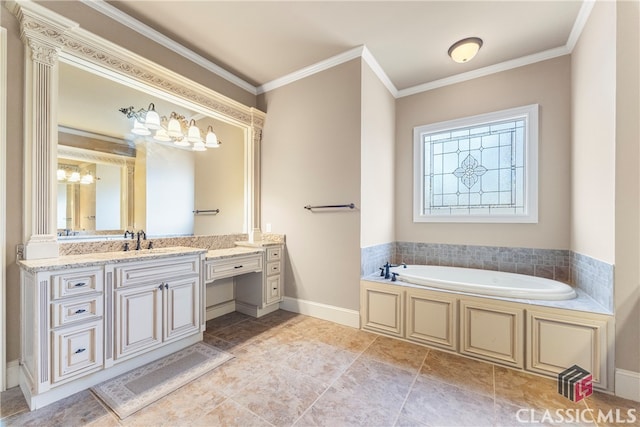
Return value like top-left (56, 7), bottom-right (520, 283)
top-left (8, 0), bottom-right (265, 260)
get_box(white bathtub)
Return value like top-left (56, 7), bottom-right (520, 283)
top-left (389, 264), bottom-right (576, 300)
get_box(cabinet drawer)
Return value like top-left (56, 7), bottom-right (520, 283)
top-left (205, 254), bottom-right (263, 282)
top-left (267, 261), bottom-right (281, 276)
top-left (52, 295), bottom-right (103, 328)
top-left (52, 320), bottom-right (103, 383)
top-left (115, 257), bottom-right (200, 288)
top-left (267, 247), bottom-right (282, 262)
top-left (266, 275), bottom-right (282, 304)
top-left (51, 269), bottom-right (102, 300)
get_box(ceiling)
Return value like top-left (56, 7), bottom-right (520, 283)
top-left (103, 0), bottom-right (586, 96)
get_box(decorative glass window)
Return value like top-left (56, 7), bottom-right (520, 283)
top-left (413, 104), bottom-right (538, 223)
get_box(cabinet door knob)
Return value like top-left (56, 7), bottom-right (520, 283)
top-left (165, 283), bottom-right (169, 289)
top-left (158, 284), bottom-right (164, 290)
top-left (74, 348), bottom-right (86, 354)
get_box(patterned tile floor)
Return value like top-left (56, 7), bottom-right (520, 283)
top-left (1, 310), bottom-right (638, 426)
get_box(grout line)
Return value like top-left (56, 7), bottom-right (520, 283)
top-left (392, 348), bottom-right (431, 427)
top-left (290, 333), bottom-right (380, 426)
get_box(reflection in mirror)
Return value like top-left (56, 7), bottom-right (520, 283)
top-left (58, 61), bottom-right (247, 239)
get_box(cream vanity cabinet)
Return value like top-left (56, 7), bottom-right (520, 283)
top-left (205, 244), bottom-right (285, 318)
top-left (18, 249), bottom-right (205, 410)
top-left (22, 266), bottom-right (105, 390)
top-left (108, 255), bottom-right (202, 362)
top-left (360, 280), bottom-right (613, 391)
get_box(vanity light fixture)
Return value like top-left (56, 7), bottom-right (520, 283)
top-left (57, 165), bottom-right (97, 185)
top-left (448, 37), bottom-right (483, 63)
top-left (119, 104), bottom-right (221, 151)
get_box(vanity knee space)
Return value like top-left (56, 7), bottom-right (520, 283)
top-left (360, 280), bottom-right (613, 391)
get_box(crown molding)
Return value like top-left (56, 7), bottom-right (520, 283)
top-left (361, 46), bottom-right (398, 97)
top-left (397, 46), bottom-right (570, 98)
top-left (566, 0), bottom-right (595, 52)
top-left (80, 0), bottom-right (258, 96)
top-left (79, 0), bottom-right (593, 100)
top-left (256, 46), bottom-right (365, 95)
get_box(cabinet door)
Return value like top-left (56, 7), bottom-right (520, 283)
top-left (164, 277), bottom-right (200, 341)
top-left (460, 299), bottom-right (524, 368)
top-left (115, 284), bottom-right (163, 360)
top-left (360, 281), bottom-right (404, 337)
top-left (406, 288), bottom-right (457, 351)
top-left (527, 309), bottom-right (610, 390)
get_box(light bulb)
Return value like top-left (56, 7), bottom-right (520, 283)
top-left (131, 119), bottom-right (151, 136)
top-left (144, 103), bottom-right (161, 130)
top-left (187, 119), bottom-right (202, 143)
top-left (57, 169), bottom-right (67, 180)
top-left (205, 126), bottom-right (219, 148)
top-left (69, 171), bottom-right (80, 182)
top-left (192, 140), bottom-right (206, 151)
top-left (153, 128), bottom-right (172, 142)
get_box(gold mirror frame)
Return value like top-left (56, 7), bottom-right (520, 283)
top-left (9, 0), bottom-right (265, 259)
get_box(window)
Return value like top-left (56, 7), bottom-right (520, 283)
top-left (413, 104), bottom-right (538, 223)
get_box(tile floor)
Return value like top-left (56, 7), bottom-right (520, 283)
top-left (1, 310), bottom-right (638, 426)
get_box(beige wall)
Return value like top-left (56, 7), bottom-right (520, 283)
top-left (395, 57), bottom-right (572, 249)
top-left (571, 0), bottom-right (616, 264)
top-left (613, 0), bottom-right (640, 375)
top-left (3, 8), bottom-right (25, 363)
top-left (259, 59), bottom-right (362, 311)
top-left (360, 62), bottom-right (395, 248)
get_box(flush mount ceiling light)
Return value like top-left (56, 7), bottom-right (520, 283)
top-left (119, 103), bottom-right (221, 151)
top-left (448, 37), bottom-right (483, 63)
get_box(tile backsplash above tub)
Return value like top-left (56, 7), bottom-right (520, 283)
top-left (361, 242), bottom-right (614, 312)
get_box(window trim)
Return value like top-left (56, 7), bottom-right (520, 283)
top-left (413, 104), bottom-right (539, 223)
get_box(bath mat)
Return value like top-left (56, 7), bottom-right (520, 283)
top-left (91, 342), bottom-right (233, 419)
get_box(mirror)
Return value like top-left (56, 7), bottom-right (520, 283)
top-left (57, 61), bottom-right (248, 239)
top-left (10, 0), bottom-right (264, 258)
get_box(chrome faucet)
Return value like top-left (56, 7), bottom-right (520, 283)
top-left (135, 230), bottom-right (146, 250)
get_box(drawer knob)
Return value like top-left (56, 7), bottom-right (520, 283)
top-left (74, 309), bottom-right (87, 314)
top-left (74, 282), bottom-right (87, 287)
top-left (74, 348), bottom-right (86, 354)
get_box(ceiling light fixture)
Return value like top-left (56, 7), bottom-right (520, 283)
top-left (448, 37), bottom-right (483, 63)
top-left (119, 103), bottom-right (221, 151)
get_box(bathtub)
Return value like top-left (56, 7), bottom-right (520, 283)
top-left (389, 264), bottom-right (576, 300)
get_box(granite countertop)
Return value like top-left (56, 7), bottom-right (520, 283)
top-left (234, 240), bottom-right (281, 248)
top-left (18, 246), bottom-right (207, 273)
top-left (206, 246), bottom-right (264, 260)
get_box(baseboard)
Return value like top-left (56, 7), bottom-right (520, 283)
top-left (7, 359), bottom-right (19, 389)
top-left (280, 297), bottom-right (360, 328)
top-left (615, 369), bottom-right (640, 402)
top-left (206, 301), bottom-right (236, 321)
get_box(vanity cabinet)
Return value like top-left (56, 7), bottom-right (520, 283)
top-left (110, 256), bottom-right (201, 362)
top-left (20, 266), bottom-right (105, 397)
top-left (18, 249), bottom-right (205, 410)
top-left (207, 244), bottom-right (285, 318)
